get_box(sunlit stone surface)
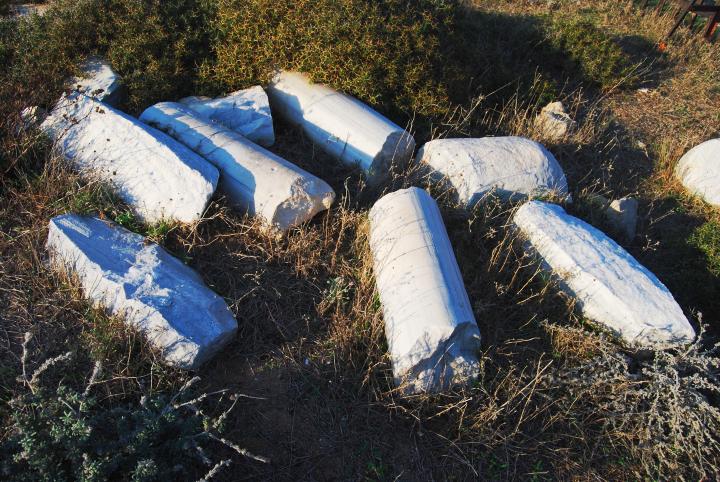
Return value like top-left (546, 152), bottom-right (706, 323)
top-left (417, 136), bottom-right (568, 207)
top-left (513, 200), bottom-right (695, 348)
top-left (675, 138), bottom-right (720, 207)
top-left (47, 214), bottom-right (237, 369)
top-left (369, 187), bottom-right (481, 393)
top-left (140, 102), bottom-right (335, 232)
top-left (267, 71), bottom-right (415, 184)
top-left (179, 86), bottom-right (275, 146)
top-left (41, 93), bottom-right (218, 224)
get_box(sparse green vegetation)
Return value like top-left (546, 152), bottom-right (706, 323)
top-left (547, 16), bottom-right (638, 90)
top-left (0, 342), bottom-right (256, 481)
top-left (691, 221), bottom-right (720, 277)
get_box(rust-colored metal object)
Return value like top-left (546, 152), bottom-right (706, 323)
top-left (642, 0), bottom-right (720, 42)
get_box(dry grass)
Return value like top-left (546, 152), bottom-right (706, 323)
top-left (1, 0), bottom-right (719, 480)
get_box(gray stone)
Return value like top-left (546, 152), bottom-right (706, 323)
top-left (586, 194), bottom-right (638, 242)
top-left (47, 214), bottom-right (237, 370)
top-left (607, 197), bottom-right (638, 242)
top-left (535, 101), bottom-right (576, 142)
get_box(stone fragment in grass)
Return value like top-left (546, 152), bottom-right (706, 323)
top-left (140, 102), bottom-right (335, 232)
top-left (369, 187), bottom-right (481, 393)
top-left (179, 86), bottom-right (275, 147)
top-left (534, 101), bottom-right (576, 142)
top-left (267, 71), bottom-right (415, 184)
top-left (417, 137), bottom-right (569, 207)
top-left (675, 138), bottom-right (720, 207)
top-left (47, 214), bottom-right (237, 370)
top-left (587, 194), bottom-right (638, 243)
top-left (513, 200), bottom-right (695, 348)
top-left (606, 196), bottom-right (638, 242)
top-left (41, 93), bottom-right (218, 224)
top-left (68, 56), bottom-right (124, 107)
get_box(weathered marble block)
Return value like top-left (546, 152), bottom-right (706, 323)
top-left (369, 187), bottom-right (481, 393)
top-left (513, 200), bottom-right (695, 348)
top-left (675, 138), bottom-right (720, 207)
top-left (47, 214), bottom-right (237, 369)
top-left (140, 102), bottom-right (335, 232)
top-left (417, 136), bottom-right (569, 207)
top-left (534, 101), bottom-right (575, 142)
top-left (68, 56), bottom-right (124, 106)
top-left (41, 93), bottom-right (218, 224)
top-left (179, 86), bottom-right (275, 146)
top-left (267, 71), bottom-right (415, 184)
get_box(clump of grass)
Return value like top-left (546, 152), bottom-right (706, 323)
top-left (690, 221), bottom-right (720, 277)
top-left (547, 16), bottom-right (638, 91)
top-left (542, 323), bottom-right (720, 478)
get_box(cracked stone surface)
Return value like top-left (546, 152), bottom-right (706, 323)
top-left (369, 187), bottom-right (481, 394)
top-left (67, 56), bottom-right (124, 106)
top-left (513, 200), bottom-right (695, 348)
top-left (535, 101), bottom-right (576, 141)
top-left (47, 214), bottom-right (238, 369)
top-left (41, 93), bottom-right (218, 223)
top-left (140, 102), bottom-right (335, 232)
top-left (179, 86), bottom-right (275, 147)
top-left (417, 136), bottom-right (569, 207)
top-left (267, 71), bottom-right (415, 184)
top-left (675, 138), bottom-right (720, 207)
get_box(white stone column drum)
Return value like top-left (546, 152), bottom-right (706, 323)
top-left (369, 187), bottom-right (481, 393)
top-left (140, 102), bottom-right (335, 232)
top-left (47, 215), bottom-right (238, 370)
top-left (179, 85), bottom-right (275, 146)
top-left (41, 93), bottom-right (218, 224)
top-left (513, 200), bottom-right (695, 348)
top-left (675, 138), bottom-right (720, 207)
top-left (267, 71), bottom-right (415, 184)
top-left (417, 136), bottom-right (569, 207)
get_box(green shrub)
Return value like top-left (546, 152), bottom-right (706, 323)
top-left (1, 344), bottom-right (262, 481)
top-left (204, 0), bottom-right (465, 130)
top-left (0, 0), bottom-right (9, 17)
top-left (0, 0), bottom-right (214, 114)
top-left (690, 221), bottom-right (720, 276)
top-left (547, 17), bottom-right (637, 91)
top-left (97, 0), bottom-right (215, 114)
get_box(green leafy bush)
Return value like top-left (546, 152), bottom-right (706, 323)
top-left (1, 339), bottom-right (264, 481)
top-left (0, 0), bottom-right (214, 114)
top-left (204, 0), bottom-right (467, 130)
top-left (690, 221), bottom-right (720, 277)
top-left (96, 0), bottom-right (215, 113)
